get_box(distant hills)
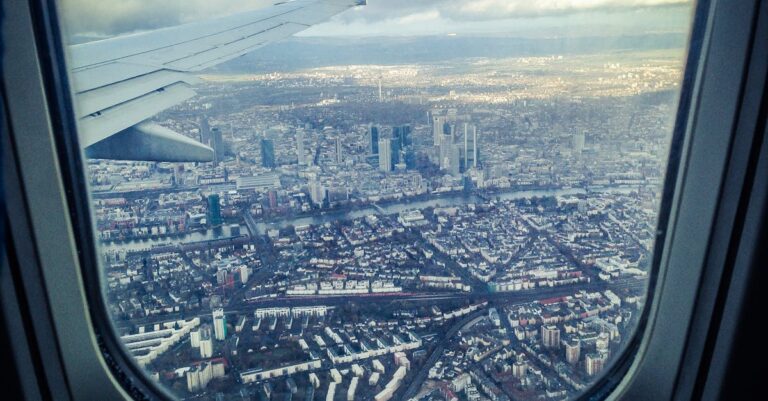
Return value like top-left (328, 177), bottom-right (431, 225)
top-left (213, 33), bottom-right (688, 73)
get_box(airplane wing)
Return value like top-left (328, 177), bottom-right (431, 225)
top-left (68, 0), bottom-right (365, 162)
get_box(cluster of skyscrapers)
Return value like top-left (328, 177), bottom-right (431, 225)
top-left (198, 116), bottom-right (226, 166)
top-left (367, 124), bottom-right (413, 172)
top-left (432, 112), bottom-right (480, 176)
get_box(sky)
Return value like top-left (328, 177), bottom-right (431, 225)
top-left (59, 0), bottom-right (693, 40)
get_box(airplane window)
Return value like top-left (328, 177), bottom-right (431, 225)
top-left (55, 0), bottom-right (694, 399)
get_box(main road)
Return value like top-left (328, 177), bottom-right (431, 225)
top-left (399, 309), bottom-right (488, 401)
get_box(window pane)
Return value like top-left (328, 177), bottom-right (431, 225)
top-left (58, 0), bottom-right (693, 399)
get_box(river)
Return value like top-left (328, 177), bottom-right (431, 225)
top-left (99, 186), bottom-right (639, 252)
top-left (252, 186), bottom-right (640, 235)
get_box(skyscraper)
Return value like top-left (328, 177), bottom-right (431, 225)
top-left (403, 148), bottom-right (416, 170)
top-left (472, 125), bottom-right (479, 168)
top-left (369, 125), bottom-right (379, 154)
top-left (335, 137), bottom-right (343, 164)
top-left (207, 194), bottom-right (222, 226)
top-left (432, 115), bottom-right (445, 146)
top-left (393, 124), bottom-right (411, 147)
top-left (449, 145), bottom-right (461, 176)
top-left (390, 133), bottom-right (401, 166)
top-left (440, 133), bottom-right (453, 170)
top-left (463, 124), bottom-right (479, 170)
top-left (199, 116), bottom-right (210, 145)
top-left (464, 123), bottom-right (469, 170)
top-left (213, 308), bottom-right (226, 341)
top-left (309, 180), bottom-right (325, 206)
top-left (260, 138), bottom-right (276, 168)
top-left (444, 121), bottom-right (453, 138)
top-left (378, 137), bottom-right (392, 172)
top-left (211, 127), bottom-right (224, 166)
top-left (296, 130), bottom-right (305, 165)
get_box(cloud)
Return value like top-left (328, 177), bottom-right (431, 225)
top-left (302, 0), bottom-right (691, 37)
top-left (58, 0), bottom-right (690, 38)
top-left (321, 0), bottom-right (688, 24)
top-left (58, 0), bottom-right (274, 36)
top-left (444, 0), bottom-right (689, 19)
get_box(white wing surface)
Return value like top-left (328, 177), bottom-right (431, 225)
top-left (69, 0), bottom-right (365, 161)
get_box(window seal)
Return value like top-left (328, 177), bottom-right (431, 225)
top-left (6, 0), bottom-right (758, 399)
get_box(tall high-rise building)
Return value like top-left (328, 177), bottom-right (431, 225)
top-left (566, 339), bottom-right (581, 365)
top-left (268, 190), bottom-right (278, 209)
top-left (585, 353), bottom-right (607, 376)
top-left (542, 325), bottom-right (561, 348)
top-left (296, 130), bottom-right (305, 165)
top-left (260, 138), bottom-right (276, 168)
top-left (378, 137), bottom-right (392, 172)
top-left (335, 137), bottom-right (343, 164)
top-left (199, 325), bottom-right (213, 358)
top-left (449, 145), bottom-right (461, 176)
top-left (369, 125), bottom-right (379, 154)
top-left (464, 123), bottom-right (469, 167)
top-left (213, 308), bottom-right (226, 341)
top-left (207, 194), bottom-right (222, 226)
top-left (463, 124), bottom-right (479, 169)
top-left (390, 134), bottom-right (401, 166)
top-left (472, 125), bottom-right (479, 168)
top-left (403, 148), bottom-right (416, 170)
top-left (393, 125), bottom-right (411, 147)
top-left (432, 115), bottom-right (445, 146)
top-left (190, 329), bottom-right (200, 348)
top-left (440, 133), bottom-right (453, 170)
top-left (211, 127), bottom-right (224, 166)
top-left (512, 359), bottom-right (527, 379)
top-left (309, 180), bottom-right (326, 206)
top-left (199, 116), bottom-right (210, 145)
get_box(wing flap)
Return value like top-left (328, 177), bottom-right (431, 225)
top-left (86, 122), bottom-right (214, 162)
top-left (76, 70), bottom-right (199, 118)
top-left (79, 82), bottom-right (196, 147)
top-left (71, 62), bottom-right (159, 93)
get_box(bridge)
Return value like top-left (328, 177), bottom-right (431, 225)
top-left (371, 203), bottom-right (386, 214)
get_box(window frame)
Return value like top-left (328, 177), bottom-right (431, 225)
top-left (2, 0), bottom-right (763, 399)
